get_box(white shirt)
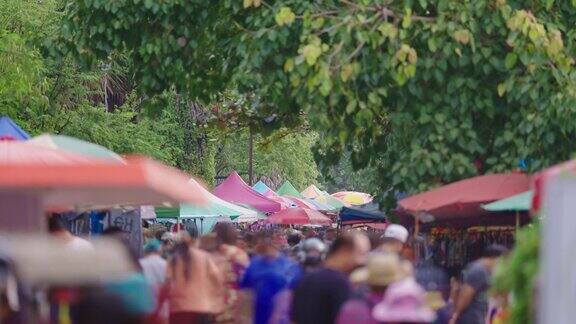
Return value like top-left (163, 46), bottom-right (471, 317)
top-left (139, 254), bottom-right (167, 287)
top-left (67, 236), bottom-right (93, 251)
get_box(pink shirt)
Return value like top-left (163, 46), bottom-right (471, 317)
top-left (167, 247), bottom-right (225, 314)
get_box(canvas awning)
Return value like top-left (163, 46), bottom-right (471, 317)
top-left (339, 206), bottom-right (386, 224)
top-left (482, 191), bottom-right (533, 212)
top-left (399, 173), bottom-right (530, 221)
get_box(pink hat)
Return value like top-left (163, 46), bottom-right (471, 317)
top-left (372, 278), bottom-right (436, 323)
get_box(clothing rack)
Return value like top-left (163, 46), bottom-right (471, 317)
top-left (414, 227), bottom-right (515, 274)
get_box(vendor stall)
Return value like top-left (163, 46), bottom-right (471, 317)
top-left (214, 171), bottom-right (282, 213)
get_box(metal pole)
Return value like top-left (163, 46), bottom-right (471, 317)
top-left (248, 130), bottom-right (254, 186)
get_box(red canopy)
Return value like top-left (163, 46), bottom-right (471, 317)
top-left (213, 171), bottom-right (282, 213)
top-left (398, 173), bottom-right (530, 221)
top-left (265, 208), bottom-right (332, 225)
top-left (532, 159), bottom-right (576, 213)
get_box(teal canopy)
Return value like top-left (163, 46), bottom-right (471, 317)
top-left (482, 191), bottom-right (533, 212)
top-left (277, 181), bottom-right (303, 198)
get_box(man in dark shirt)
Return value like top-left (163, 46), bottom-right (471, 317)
top-left (450, 244), bottom-right (508, 324)
top-left (291, 232), bottom-right (370, 324)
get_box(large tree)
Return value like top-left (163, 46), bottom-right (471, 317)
top-left (60, 0), bottom-right (576, 204)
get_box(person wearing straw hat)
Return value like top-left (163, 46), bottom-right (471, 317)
top-left (372, 277), bottom-right (437, 324)
top-left (336, 253), bottom-right (407, 324)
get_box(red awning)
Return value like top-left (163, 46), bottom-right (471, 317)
top-left (398, 173), bottom-right (530, 221)
top-left (265, 208), bottom-right (332, 225)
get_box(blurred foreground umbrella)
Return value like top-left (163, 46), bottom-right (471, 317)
top-left (265, 207), bottom-right (332, 225)
top-left (332, 191), bottom-right (373, 205)
top-left (0, 141), bottom-right (208, 232)
top-left (27, 134), bottom-right (124, 162)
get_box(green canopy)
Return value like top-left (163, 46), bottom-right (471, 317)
top-left (482, 191), bottom-right (533, 212)
top-left (276, 181), bottom-right (303, 198)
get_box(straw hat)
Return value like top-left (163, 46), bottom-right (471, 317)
top-left (350, 252), bottom-right (407, 286)
top-left (372, 278), bottom-right (436, 323)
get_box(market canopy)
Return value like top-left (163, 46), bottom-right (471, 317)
top-left (0, 142), bottom-right (208, 231)
top-left (0, 117), bottom-right (30, 140)
top-left (213, 171), bottom-right (282, 213)
top-left (301, 184), bottom-right (326, 199)
top-left (27, 134), bottom-right (124, 162)
top-left (156, 178), bottom-right (258, 220)
top-left (252, 180), bottom-right (294, 208)
top-left (277, 181), bottom-right (303, 199)
top-left (301, 184), bottom-right (346, 210)
top-left (332, 191), bottom-right (373, 205)
top-left (339, 205), bottom-right (386, 225)
top-left (265, 207), bottom-right (332, 225)
top-left (398, 173), bottom-right (530, 221)
top-left (482, 191), bottom-right (533, 212)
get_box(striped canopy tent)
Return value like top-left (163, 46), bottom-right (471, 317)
top-left (0, 117), bottom-right (30, 140)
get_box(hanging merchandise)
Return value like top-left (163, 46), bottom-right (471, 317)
top-left (413, 227), bottom-right (515, 276)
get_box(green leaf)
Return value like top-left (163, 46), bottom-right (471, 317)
top-left (505, 52), bottom-right (517, 69)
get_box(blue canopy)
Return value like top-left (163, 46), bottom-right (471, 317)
top-left (339, 205), bottom-right (386, 224)
top-left (0, 117), bottom-right (30, 140)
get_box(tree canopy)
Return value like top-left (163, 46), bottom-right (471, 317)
top-left (0, 0), bottom-right (320, 188)
top-left (59, 0), bottom-right (576, 205)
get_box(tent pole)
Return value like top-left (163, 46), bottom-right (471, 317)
top-left (515, 211), bottom-right (520, 233)
top-left (414, 214), bottom-right (420, 237)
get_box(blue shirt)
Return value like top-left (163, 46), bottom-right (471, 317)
top-left (241, 254), bottom-right (301, 324)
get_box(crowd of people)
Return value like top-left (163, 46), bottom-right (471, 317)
top-left (46, 217), bottom-right (508, 324)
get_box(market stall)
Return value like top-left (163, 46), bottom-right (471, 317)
top-left (213, 171), bottom-right (282, 213)
top-left (398, 172), bottom-right (530, 274)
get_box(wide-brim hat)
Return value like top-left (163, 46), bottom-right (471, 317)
top-left (350, 253), bottom-right (407, 286)
top-left (372, 278), bottom-right (436, 323)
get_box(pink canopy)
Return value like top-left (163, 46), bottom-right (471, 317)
top-left (213, 171), bottom-right (282, 213)
top-left (265, 208), bottom-right (332, 225)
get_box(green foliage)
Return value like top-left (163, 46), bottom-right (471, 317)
top-left (216, 130), bottom-right (319, 189)
top-left (492, 223), bottom-right (539, 324)
top-left (61, 0), bottom-right (576, 207)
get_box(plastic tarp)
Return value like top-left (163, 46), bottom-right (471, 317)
top-left (277, 181), bottom-right (304, 199)
top-left (339, 205), bottom-right (387, 224)
top-left (214, 171), bottom-right (282, 213)
top-left (0, 117), bottom-right (30, 140)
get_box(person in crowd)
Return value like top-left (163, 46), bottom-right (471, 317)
top-left (287, 232), bottom-right (302, 257)
top-left (372, 277), bottom-right (437, 324)
top-left (297, 237), bottom-right (326, 273)
top-left (166, 227), bottom-right (225, 324)
top-left (336, 252), bottom-right (407, 324)
top-left (139, 238), bottom-right (168, 322)
top-left (241, 231), bottom-right (301, 324)
top-left (379, 224), bottom-right (409, 254)
top-left (47, 215), bottom-right (93, 251)
top-left (71, 289), bottom-right (141, 324)
top-left (290, 232), bottom-right (370, 324)
top-left (102, 228), bottom-right (155, 321)
top-left (324, 228), bottom-right (337, 247)
top-left (212, 223), bottom-right (250, 324)
top-left (449, 245), bottom-right (508, 324)
top-left (140, 239), bottom-right (167, 288)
